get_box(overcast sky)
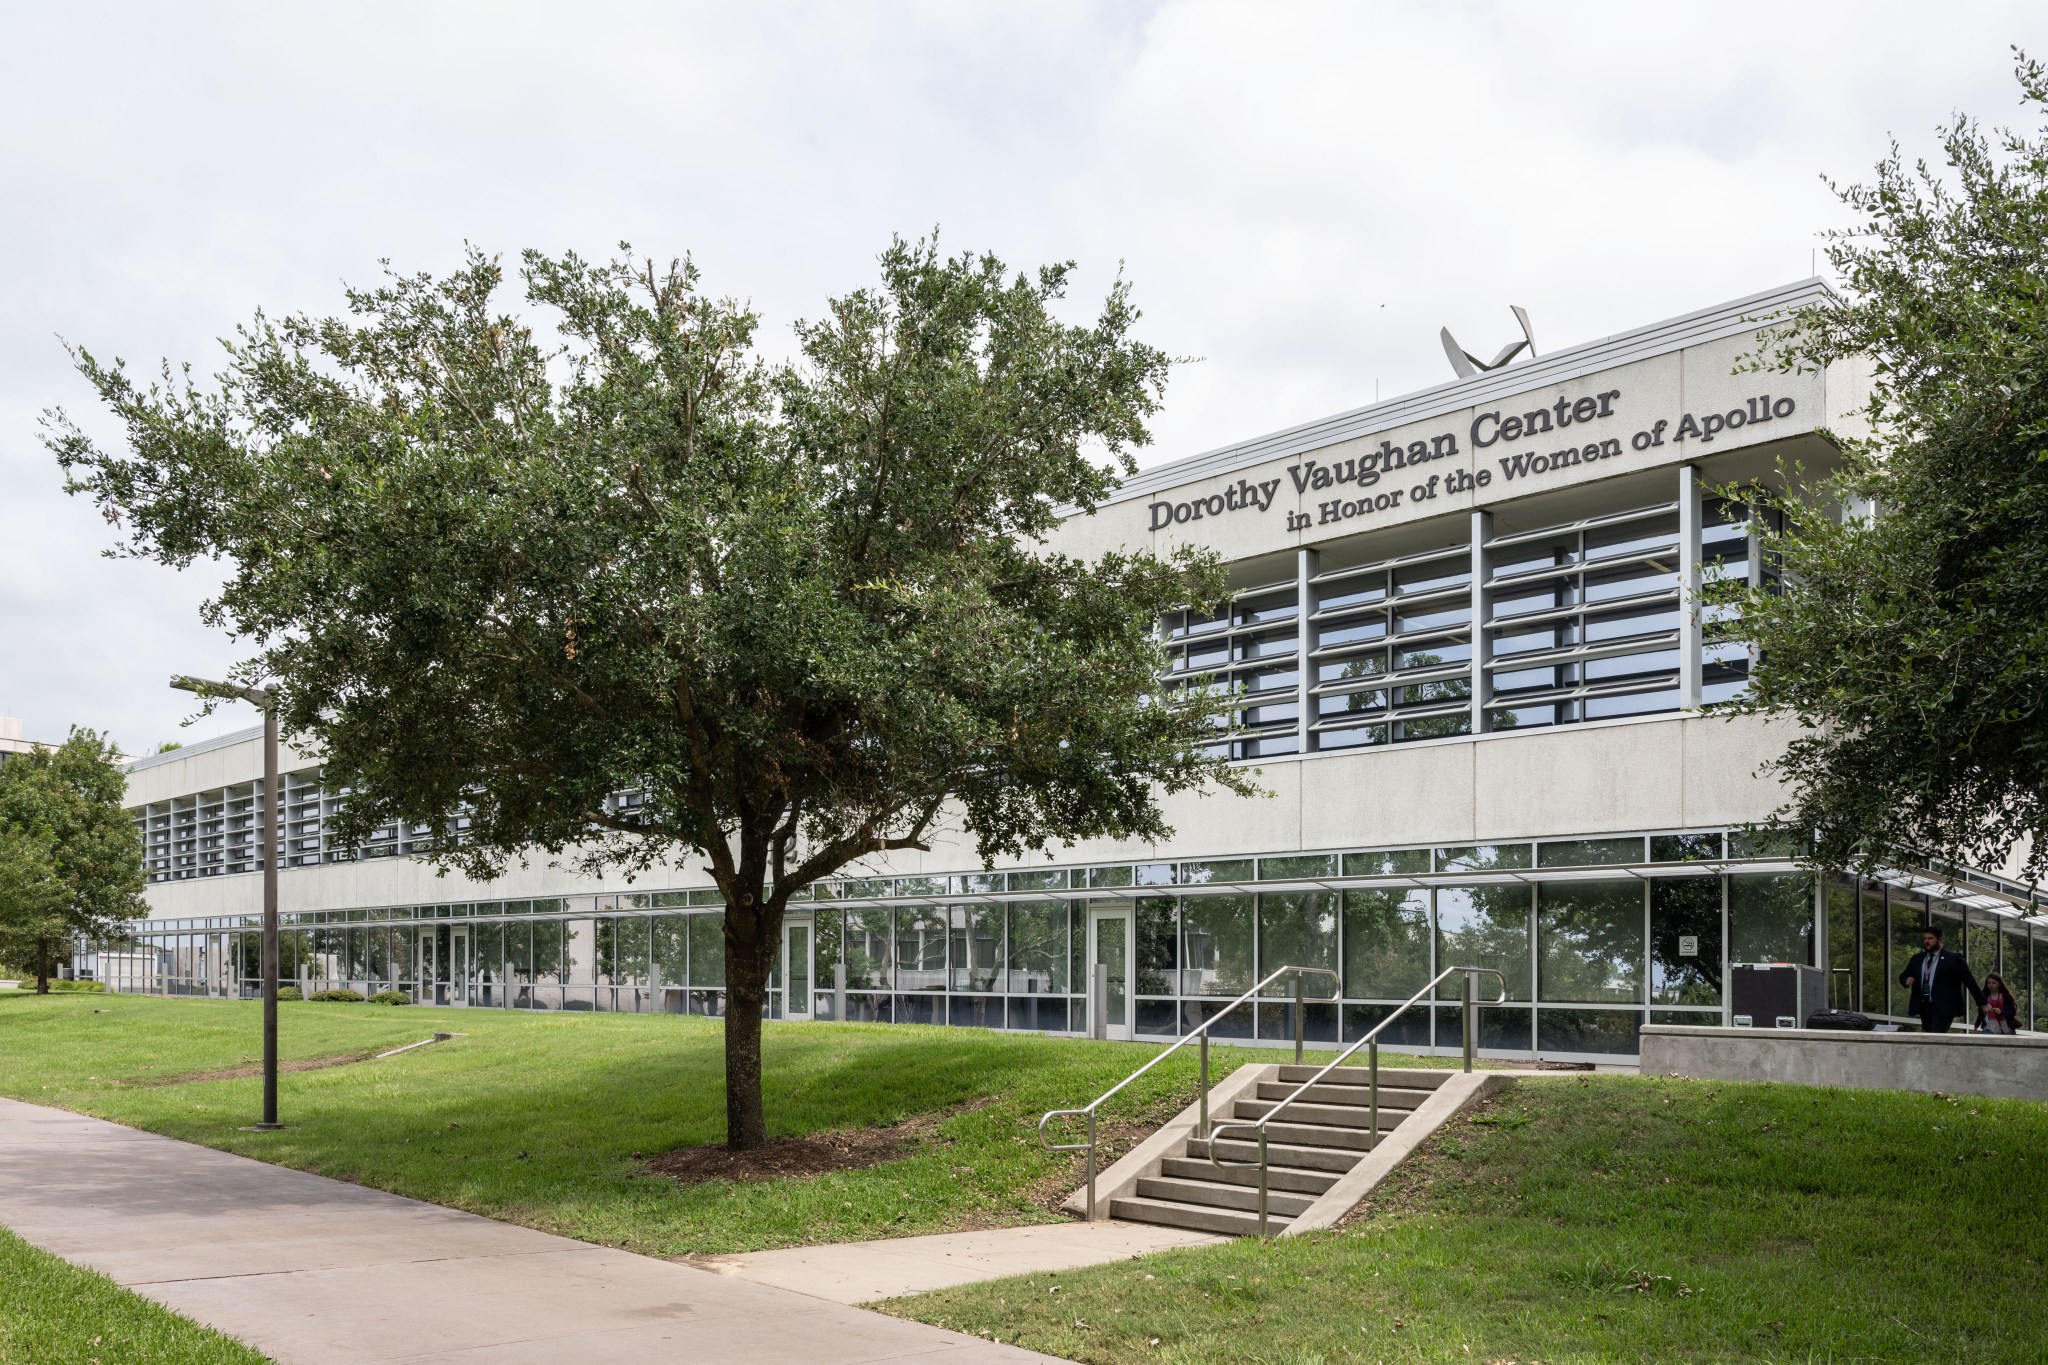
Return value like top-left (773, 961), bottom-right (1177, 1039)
top-left (2, 1), bottom-right (2040, 754)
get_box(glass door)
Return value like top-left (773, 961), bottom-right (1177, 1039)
top-left (1087, 908), bottom-right (1133, 1041)
top-left (419, 932), bottom-right (439, 1006)
top-left (784, 918), bottom-right (812, 1018)
top-left (449, 927), bottom-right (470, 1007)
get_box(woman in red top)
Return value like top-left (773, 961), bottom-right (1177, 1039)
top-left (1977, 973), bottom-right (2020, 1035)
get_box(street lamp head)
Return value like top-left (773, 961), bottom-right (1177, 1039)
top-left (170, 674), bottom-right (274, 708)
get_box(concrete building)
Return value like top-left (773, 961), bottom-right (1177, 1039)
top-left (96, 281), bottom-right (2047, 1060)
top-left (0, 716), bottom-right (42, 763)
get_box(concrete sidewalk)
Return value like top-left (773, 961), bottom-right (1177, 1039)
top-left (0, 1097), bottom-right (1054, 1364)
top-left (696, 1220), bottom-right (1223, 1304)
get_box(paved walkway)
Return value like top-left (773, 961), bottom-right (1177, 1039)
top-left (696, 1220), bottom-right (1223, 1304)
top-left (0, 1097), bottom-right (1056, 1364)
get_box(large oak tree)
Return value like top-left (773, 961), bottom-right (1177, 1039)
top-left (48, 239), bottom-right (1246, 1147)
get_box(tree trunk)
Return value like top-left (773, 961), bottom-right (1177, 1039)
top-left (34, 941), bottom-right (50, 995)
top-left (723, 967), bottom-right (767, 1150)
top-left (720, 892), bottom-right (781, 1151)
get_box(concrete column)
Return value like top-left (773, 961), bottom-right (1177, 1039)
top-left (1678, 464), bottom-right (1704, 710)
top-left (1296, 546), bottom-right (1318, 754)
top-left (1469, 510), bottom-right (1492, 735)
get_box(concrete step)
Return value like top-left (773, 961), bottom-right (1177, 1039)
top-left (1232, 1099), bottom-right (1408, 1132)
top-left (1159, 1156), bottom-right (1338, 1194)
top-left (1276, 1065), bottom-right (1452, 1089)
top-left (1110, 1195), bottom-right (1296, 1237)
top-left (1210, 1118), bottom-right (1386, 1152)
top-left (1135, 1176), bottom-right (1319, 1217)
top-left (1185, 1136), bottom-right (1364, 1174)
top-left (1254, 1081), bottom-right (1431, 1109)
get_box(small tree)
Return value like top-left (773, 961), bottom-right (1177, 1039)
top-left (0, 732), bottom-right (147, 992)
top-left (48, 238), bottom-right (1246, 1147)
top-left (1717, 53), bottom-right (2048, 879)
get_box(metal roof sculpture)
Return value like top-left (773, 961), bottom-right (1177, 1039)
top-left (1440, 306), bottom-right (1537, 379)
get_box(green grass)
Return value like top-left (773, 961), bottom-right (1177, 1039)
top-left (880, 1074), bottom-right (2048, 1363)
top-left (0, 992), bottom-right (1345, 1256)
top-left (0, 1226), bottom-right (268, 1364)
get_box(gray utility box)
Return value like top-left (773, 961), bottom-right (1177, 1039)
top-left (1729, 963), bottom-right (1827, 1029)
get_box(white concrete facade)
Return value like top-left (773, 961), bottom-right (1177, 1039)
top-left (128, 708), bottom-right (1799, 921)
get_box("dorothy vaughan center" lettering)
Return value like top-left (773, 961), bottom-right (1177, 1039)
top-left (1145, 386), bottom-right (1798, 534)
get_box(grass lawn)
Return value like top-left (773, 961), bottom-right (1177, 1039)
top-left (0, 1225), bottom-right (268, 1364)
top-left (0, 991), bottom-right (1339, 1256)
top-left (880, 1073), bottom-right (2048, 1363)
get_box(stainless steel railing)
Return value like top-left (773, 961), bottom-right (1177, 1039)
top-left (1037, 964), bottom-right (1340, 1220)
top-left (1208, 964), bottom-right (1509, 1235)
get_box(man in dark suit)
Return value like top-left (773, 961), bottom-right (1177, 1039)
top-left (1898, 926), bottom-right (1982, 1035)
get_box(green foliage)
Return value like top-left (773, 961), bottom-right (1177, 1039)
top-left (308, 988), bottom-right (365, 1003)
top-left (43, 980), bottom-right (104, 994)
top-left (1719, 54), bottom-right (2048, 877)
top-left (274, 985), bottom-right (302, 1001)
top-left (46, 235), bottom-right (1245, 1145)
top-left (887, 1076), bottom-right (2048, 1362)
top-left (0, 731), bottom-right (146, 993)
top-left (0, 1224), bottom-right (269, 1364)
top-left (367, 989), bottom-right (411, 1005)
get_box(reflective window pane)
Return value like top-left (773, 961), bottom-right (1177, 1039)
top-left (687, 913), bottom-right (725, 988)
top-left (948, 905), bottom-right (1002, 992)
top-left (1343, 848), bottom-right (1429, 877)
top-left (895, 906), bottom-right (946, 991)
top-left (1258, 892), bottom-right (1338, 995)
top-left (1006, 900), bottom-right (1068, 995)
top-left (1342, 888), bottom-right (1431, 1000)
top-left (652, 916), bottom-right (686, 990)
top-left (1136, 897), bottom-right (1178, 995)
top-left (1537, 837), bottom-right (1646, 868)
top-left (1180, 894), bottom-right (1254, 996)
top-left (1728, 873), bottom-right (1814, 967)
top-left (1538, 880), bottom-right (1644, 1004)
top-left (1859, 886), bottom-right (1887, 1015)
top-left (1650, 877), bottom-right (1721, 1005)
top-left (1435, 885), bottom-right (1531, 1000)
top-left (1889, 891), bottom-right (1926, 1015)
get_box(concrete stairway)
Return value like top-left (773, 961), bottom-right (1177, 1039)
top-left (1108, 1065), bottom-right (1451, 1236)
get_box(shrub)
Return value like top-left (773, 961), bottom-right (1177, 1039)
top-left (50, 980), bottom-right (106, 993)
top-left (275, 985), bottom-right (303, 1001)
top-left (368, 990), bottom-right (412, 1006)
top-left (308, 988), bottom-right (365, 1003)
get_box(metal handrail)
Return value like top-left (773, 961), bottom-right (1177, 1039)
top-left (1037, 964), bottom-right (1340, 1220)
top-left (1208, 964), bottom-right (1510, 1235)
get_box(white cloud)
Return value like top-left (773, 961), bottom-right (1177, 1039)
top-left (1, 0), bottom-right (2039, 750)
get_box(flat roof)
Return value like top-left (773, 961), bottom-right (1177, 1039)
top-left (126, 724), bottom-right (265, 773)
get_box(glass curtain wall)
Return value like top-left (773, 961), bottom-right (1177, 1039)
top-left (163, 835), bottom-right (2048, 1052)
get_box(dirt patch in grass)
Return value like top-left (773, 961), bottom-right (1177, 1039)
top-left (120, 1052), bottom-right (379, 1087)
top-left (646, 1101), bottom-right (988, 1185)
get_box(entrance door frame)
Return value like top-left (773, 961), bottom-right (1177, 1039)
top-left (1086, 905), bottom-right (1136, 1042)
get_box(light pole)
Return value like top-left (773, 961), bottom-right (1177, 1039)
top-left (171, 675), bottom-right (282, 1131)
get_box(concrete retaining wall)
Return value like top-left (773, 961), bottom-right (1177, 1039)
top-left (1640, 1025), bottom-right (2048, 1101)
